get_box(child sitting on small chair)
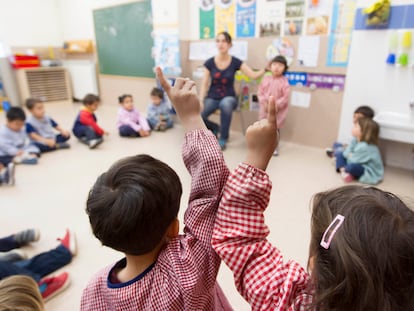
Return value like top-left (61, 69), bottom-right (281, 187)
top-left (0, 107), bottom-right (40, 166)
top-left (116, 94), bottom-right (150, 137)
top-left (72, 94), bottom-right (108, 149)
top-left (146, 87), bottom-right (173, 132)
top-left (25, 97), bottom-right (71, 152)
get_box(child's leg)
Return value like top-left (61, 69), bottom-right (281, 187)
top-left (34, 142), bottom-right (55, 153)
top-left (119, 125), bottom-right (139, 137)
top-left (56, 134), bottom-right (70, 144)
top-left (201, 98), bottom-right (220, 136)
top-left (84, 127), bottom-right (101, 142)
top-left (344, 163), bottom-right (365, 179)
top-left (335, 152), bottom-right (347, 172)
top-left (0, 235), bottom-right (20, 252)
top-left (14, 245), bottom-right (72, 281)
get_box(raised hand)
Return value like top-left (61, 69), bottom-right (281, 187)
top-left (244, 96), bottom-right (278, 170)
top-left (156, 67), bottom-right (206, 132)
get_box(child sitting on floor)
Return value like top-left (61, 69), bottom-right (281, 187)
top-left (25, 97), bottom-right (71, 152)
top-left (212, 97), bottom-right (414, 310)
top-left (146, 87), bottom-right (173, 132)
top-left (0, 107), bottom-right (40, 166)
top-left (72, 94), bottom-right (108, 149)
top-left (81, 68), bottom-right (232, 310)
top-left (116, 94), bottom-right (150, 137)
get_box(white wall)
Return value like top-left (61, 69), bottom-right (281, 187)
top-left (0, 0), bottom-right (62, 46)
top-left (339, 1), bottom-right (414, 169)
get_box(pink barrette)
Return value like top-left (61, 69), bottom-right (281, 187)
top-left (320, 214), bottom-right (345, 249)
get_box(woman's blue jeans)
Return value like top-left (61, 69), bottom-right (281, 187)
top-left (201, 96), bottom-right (237, 140)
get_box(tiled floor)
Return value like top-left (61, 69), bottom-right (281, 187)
top-left (1, 102), bottom-right (414, 310)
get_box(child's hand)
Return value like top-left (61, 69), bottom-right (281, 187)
top-left (61, 130), bottom-right (70, 138)
top-left (139, 130), bottom-right (150, 137)
top-left (244, 96), bottom-right (278, 171)
top-left (45, 138), bottom-right (56, 148)
top-left (156, 67), bottom-right (206, 132)
top-left (104, 131), bottom-right (110, 136)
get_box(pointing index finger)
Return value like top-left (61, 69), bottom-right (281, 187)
top-left (155, 67), bottom-right (171, 94)
top-left (267, 96), bottom-right (277, 126)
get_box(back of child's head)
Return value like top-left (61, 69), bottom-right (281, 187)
top-left (86, 154), bottom-right (182, 255)
top-left (309, 185), bottom-right (414, 311)
top-left (150, 87), bottom-right (164, 100)
top-left (0, 275), bottom-right (44, 311)
top-left (118, 94), bottom-right (132, 104)
top-left (354, 105), bottom-right (375, 119)
top-left (83, 94), bottom-right (100, 106)
top-left (358, 117), bottom-right (379, 145)
top-left (25, 97), bottom-right (43, 110)
top-left (271, 55), bottom-right (288, 73)
top-left (6, 106), bottom-right (26, 122)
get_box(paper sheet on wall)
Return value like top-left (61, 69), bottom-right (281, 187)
top-left (189, 41), bottom-right (248, 61)
top-left (297, 36), bottom-right (320, 67)
top-left (291, 91), bottom-right (311, 108)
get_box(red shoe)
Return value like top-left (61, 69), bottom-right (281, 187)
top-left (39, 272), bottom-right (70, 302)
top-left (57, 229), bottom-right (77, 256)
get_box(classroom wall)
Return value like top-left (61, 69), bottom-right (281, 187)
top-left (0, 0), bottom-right (62, 47)
top-left (339, 0), bottom-right (414, 170)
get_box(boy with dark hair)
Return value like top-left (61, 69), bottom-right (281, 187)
top-left (72, 94), bottom-right (108, 149)
top-left (81, 68), bottom-right (232, 310)
top-left (25, 97), bottom-right (71, 152)
top-left (0, 107), bottom-right (40, 171)
top-left (147, 87), bottom-right (174, 131)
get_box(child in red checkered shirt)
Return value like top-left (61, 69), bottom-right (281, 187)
top-left (212, 97), bottom-right (414, 311)
top-left (81, 68), bottom-right (232, 310)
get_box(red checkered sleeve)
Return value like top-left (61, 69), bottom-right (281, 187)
top-left (212, 163), bottom-right (314, 311)
top-left (182, 129), bottom-right (229, 246)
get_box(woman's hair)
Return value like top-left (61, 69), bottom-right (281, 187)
top-left (309, 185), bottom-right (414, 311)
top-left (216, 31), bottom-right (232, 44)
top-left (118, 94), bottom-right (132, 104)
top-left (0, 275), bottom-right (44, 311)
top-left (83, 94), bottom-right (100, 106)
top-left (86, 154), bottom-right (182, 255)
top-left (358, 117), bottom-right (379, 145)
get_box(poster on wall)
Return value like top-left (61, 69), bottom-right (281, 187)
top-left (236, 0), bottom-right (256, 38)
top-left (327, 0), bottom-right (357, 67)
top-left (151, 0), bottom-right (181, 75)
top-left (306, 0), bottom-right (331, 35)
top-left (285, 0), bottom-right (305, 36)
top-left (256, 0), bottom-right (284, 37)
top-left (215, 0), bottom-right (236, 37)
top-left (199, 0), bottom-right (215, 39)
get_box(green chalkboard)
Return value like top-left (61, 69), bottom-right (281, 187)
top-left (93, 1), bottom-right (154, 78)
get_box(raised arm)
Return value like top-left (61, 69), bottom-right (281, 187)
top-left (198, 67), bottom-right (211, 105)
top-left (240, 63), bottom-right (266, 81)
top-left (157, 67), bottom-right (229, 245)
top-left (212, 99), bottom-right (313, 309)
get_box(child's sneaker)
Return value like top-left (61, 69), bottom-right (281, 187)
top-left (218, 138), bottom-right (227, 151)
top-left (39, 272), bottom-right (70, 302)
top-left (325, 148), bottom-right (334, 158)
top-left (273, 148), bottom-right (279, 156)
top-left (0, 249), bottom-right (28, 262)
top-left (6, 163), bottom-right (15, 185)
top-left (341, 171), bottom-right (354, 183)
top-left (57, 229), bottom-right (77, 256)
top-left (14, 228), bottom-right (40, 245)
top-left (88, 138), bottom-right (103, 149)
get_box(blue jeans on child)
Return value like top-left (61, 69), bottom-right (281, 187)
top-left (73, 126), bottom-right (102, 143)
top-left (335, 152), bottom-right (365, 178)
top-left (201, 96), bottom-right (237, 140)
top-left (0, 245), bottom-right (71, 282)
top-left (34, 134), bottom-right (70, 152)
top-left (0, 235), bottom-right (20, 252)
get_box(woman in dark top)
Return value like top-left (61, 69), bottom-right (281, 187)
top-left (199, 31), bottom-right (266, 150)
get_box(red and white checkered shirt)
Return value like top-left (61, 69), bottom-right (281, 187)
top-left (212, 163), bottom-right (314, 311)
top-left (81, 129), bottom-right (233, 311)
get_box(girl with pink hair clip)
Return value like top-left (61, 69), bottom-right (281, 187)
top-left (212, 96), bottom-right (414, 311)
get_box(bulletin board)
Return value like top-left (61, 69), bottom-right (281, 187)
top-left (93, 0), bottom-right (154, 78)
top-left (183, 36), bottom-right (347, 148)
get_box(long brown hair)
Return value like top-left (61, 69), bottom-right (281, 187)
top-left (309, 185), bottom-right (414, 311)
top-left (358, 117), bottom-right (379, 145)
top-left (0, 275), bottom-right (44, 311)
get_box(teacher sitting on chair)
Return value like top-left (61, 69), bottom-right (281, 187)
top-left (199, 31), bottom-right (266, 150)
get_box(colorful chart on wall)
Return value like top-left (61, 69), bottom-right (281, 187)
top-left (199, 0), bottom-right (215, 39)
top-left (236, 0), bottom-right (256, 38)
top-left (266, 38), bottom-right (295, 65)
top-left (215, 0), bottom-right (236, 37)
